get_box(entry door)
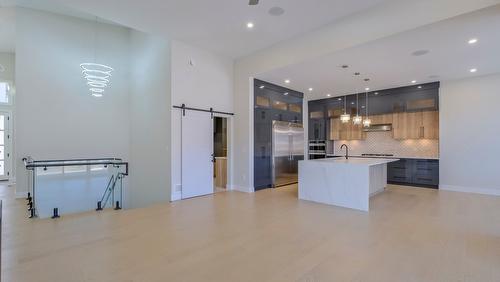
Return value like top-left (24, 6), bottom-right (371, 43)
top-left (181, 110), bottom-right (214, 199)
top-left (0, 112), bottom-right (10, 180)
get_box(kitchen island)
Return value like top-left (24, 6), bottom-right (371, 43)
top-left (298, 157), bottom-right (399, 211)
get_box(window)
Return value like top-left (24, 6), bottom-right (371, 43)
top-left (0, 83), bottom-right (10, 104)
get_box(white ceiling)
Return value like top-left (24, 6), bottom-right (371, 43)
top-left (4, 0), bottom-right (389, 58)
top-left (0, 7), bottom-right (16, 53)
top-left (257, 5), bottom-right (500, 100)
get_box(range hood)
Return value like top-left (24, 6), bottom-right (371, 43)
top-left (363, 124), bottom-right (392, 132)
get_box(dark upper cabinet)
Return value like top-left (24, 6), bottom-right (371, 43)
top-left (366, 83), bottom-right (439, 115)
top-left (308, 100), bottom-right (327, 140)
top-left (311, 82), bottom-right (440, 117)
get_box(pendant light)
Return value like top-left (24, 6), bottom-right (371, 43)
top-left (363, 91), bottom-right (371, 127)
top-left (340, 95), bottom-right (351, 123)
top-left (80, 17), bottom-right (114, 98)
top-left (353, 92), bottom-right (362, 125)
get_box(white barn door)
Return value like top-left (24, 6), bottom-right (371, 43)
top-left (181, 110), bottom-right (214, 199)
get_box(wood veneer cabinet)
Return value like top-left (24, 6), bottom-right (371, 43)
top-left (393, 111), bottom-right (439, 140)
top-left (422, 111), bottom-right (439, 139)
top-left (369, 114), bottom-right (393, 125)
top-left (329, 118), bottom-right (366, 140)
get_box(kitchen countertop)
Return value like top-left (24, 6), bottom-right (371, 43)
top-left (305, 157), bottom-right (399, 166)
top-left (325, 154), bottom-right (439, 160)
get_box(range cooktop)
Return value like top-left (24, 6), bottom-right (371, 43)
top-left (361, 153), bottom-right (394, 157)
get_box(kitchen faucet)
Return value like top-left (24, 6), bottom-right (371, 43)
top-left (341, 144), bottom-right (349, 159)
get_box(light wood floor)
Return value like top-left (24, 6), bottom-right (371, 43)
top-left (2, 184), bottom-right (500, 282)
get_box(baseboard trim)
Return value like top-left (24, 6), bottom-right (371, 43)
top-left (439, 184), bottom-right (500, 196)
top-left (232, 185), bottom-right (254, 193)
top-left (15, 191), bottom-right (28, 199)
top-left (171, 191), bottom-right (182, 202)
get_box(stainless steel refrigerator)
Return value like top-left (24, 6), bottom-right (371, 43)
top-left (272, 120), bottom-right (305, 187)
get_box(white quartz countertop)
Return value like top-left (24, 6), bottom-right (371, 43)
top-left (302, 157), bottom-right (399, 166)
top-left (325, 154), bottom-right (439, 160)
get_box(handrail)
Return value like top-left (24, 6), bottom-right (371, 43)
top-left (23, 157), bottom-right (128, 176)
top-left (29, 157), bottom-right (122, 163)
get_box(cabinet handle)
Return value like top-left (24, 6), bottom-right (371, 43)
top-left (417, 168), bottom-right (432, 171)
top-left (417, 177), bottom-right (432, 181)
top-left (420, 126), bottom-right (424, 138)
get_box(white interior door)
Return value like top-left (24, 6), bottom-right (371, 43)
top-left (181, 110), bottom-right (214, 199)
top-left (0, 112), bottom-right (10, 181)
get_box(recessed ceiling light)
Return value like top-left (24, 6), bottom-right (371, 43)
top-left (418, 86), bottom-right (422, 89)
top-left (341, 65), bottom-right (349, 69)
top-left (468, 38), bottom-right (478, 45)
top-left (412, 49), bottom-right (430, 56)
top-left (354, 72), bottom-right (361, 76)
top-left (246, 22), bottom-right (254, 29)
top-left (351, 102), bottom-right (355, 105)
top-left (284, 92), bottom-right (288, 95)
top-left (284, 79), bottom-right (290, 84)
top-left (259, 85), bottom-right (265, 89)
top-left (268, 6), bottom-right (285, 16)
top-left (470, 68), bottom-right (477, 73)
top-left (365, 87), bottom-right (370, 91)
top-left (364, 78), bottom-right (370, 82)
top-left (411, 80), bottom-right (417, 84)
top-left (326, 94), bottom-right (331, 97)
top-left (374, 92), bottom-right (379, 95)
top-left (337, 98), bottom-right (342, 101)
top-left (308, 87), bottom-right (313, 92)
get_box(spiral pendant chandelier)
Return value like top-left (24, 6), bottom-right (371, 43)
top-left (80, 17), bottom-right (114, 98)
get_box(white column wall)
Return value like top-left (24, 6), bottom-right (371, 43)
top-left (439, 73), bottom-right (500, 195)
top-left (128, 31), bottom-right (171, 208)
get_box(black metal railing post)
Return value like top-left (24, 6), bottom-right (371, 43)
top-left (51, 208), bottom-right (60, 219)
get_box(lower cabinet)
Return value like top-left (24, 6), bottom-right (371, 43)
top-left (388, 159), bottom-right (439, 188)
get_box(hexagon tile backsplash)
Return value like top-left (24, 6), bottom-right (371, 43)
top-left (333, 131), bottom-right (439, 159)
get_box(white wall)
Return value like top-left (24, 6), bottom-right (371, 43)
top-left (129, 31), bottom-right (171, 208)
top-left (170, 40), bottom-right (233, 200)
top-left (15, 8), bottom-right (131, 196)
top-left (233, 0), bottom-right (498, 192)
top-left (0, 53), bottom-right (15, 82)
top-left (440, 73), bottom-right (500, 195)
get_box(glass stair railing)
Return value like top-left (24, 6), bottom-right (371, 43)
top-left (22, 157), bottom-right (128, 219)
